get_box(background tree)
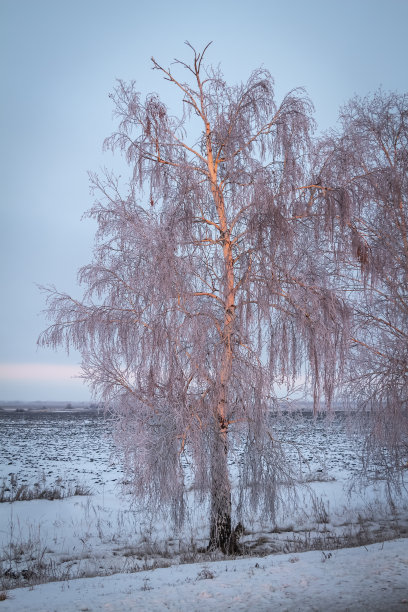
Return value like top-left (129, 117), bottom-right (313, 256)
top-left (315, 90), bottom-right (408, 492)
top-left (40, 44), bottom-right (349, 552)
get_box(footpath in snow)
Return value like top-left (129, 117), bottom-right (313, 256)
top-left (2, 538), bottom-right (407, 611)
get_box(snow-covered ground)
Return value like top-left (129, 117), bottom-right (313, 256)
top-left (0, 409), bottom-right (407, 609)
top-left (1, 539), bottom-right (407, 611)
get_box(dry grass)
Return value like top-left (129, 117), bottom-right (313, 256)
top-left (0, 475), bottom-right (91, 503)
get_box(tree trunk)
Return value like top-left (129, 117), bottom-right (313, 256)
top-left (207, 416), bottom-right (232, 553)
top-left (206, 132), bottom-right (236, 552)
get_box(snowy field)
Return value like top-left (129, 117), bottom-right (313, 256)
top-left (0, 409), bottom-right (407, 610)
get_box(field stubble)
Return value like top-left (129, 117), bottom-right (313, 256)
top-left (0, 410), bottom-right (407, 591)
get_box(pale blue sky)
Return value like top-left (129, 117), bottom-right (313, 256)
top-left (1, 0), bottom-right (407, 401)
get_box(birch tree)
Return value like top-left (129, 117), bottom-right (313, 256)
top-left (40, 44), bottom-right (349, 552)
top-left (315, 90), bottom-right (408, 489)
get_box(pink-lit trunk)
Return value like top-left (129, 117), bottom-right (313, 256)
top-left (207, 157), bottom-right (236, 551)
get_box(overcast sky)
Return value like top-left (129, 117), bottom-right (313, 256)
top-left (1, 0), bottom-right (407, 401)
